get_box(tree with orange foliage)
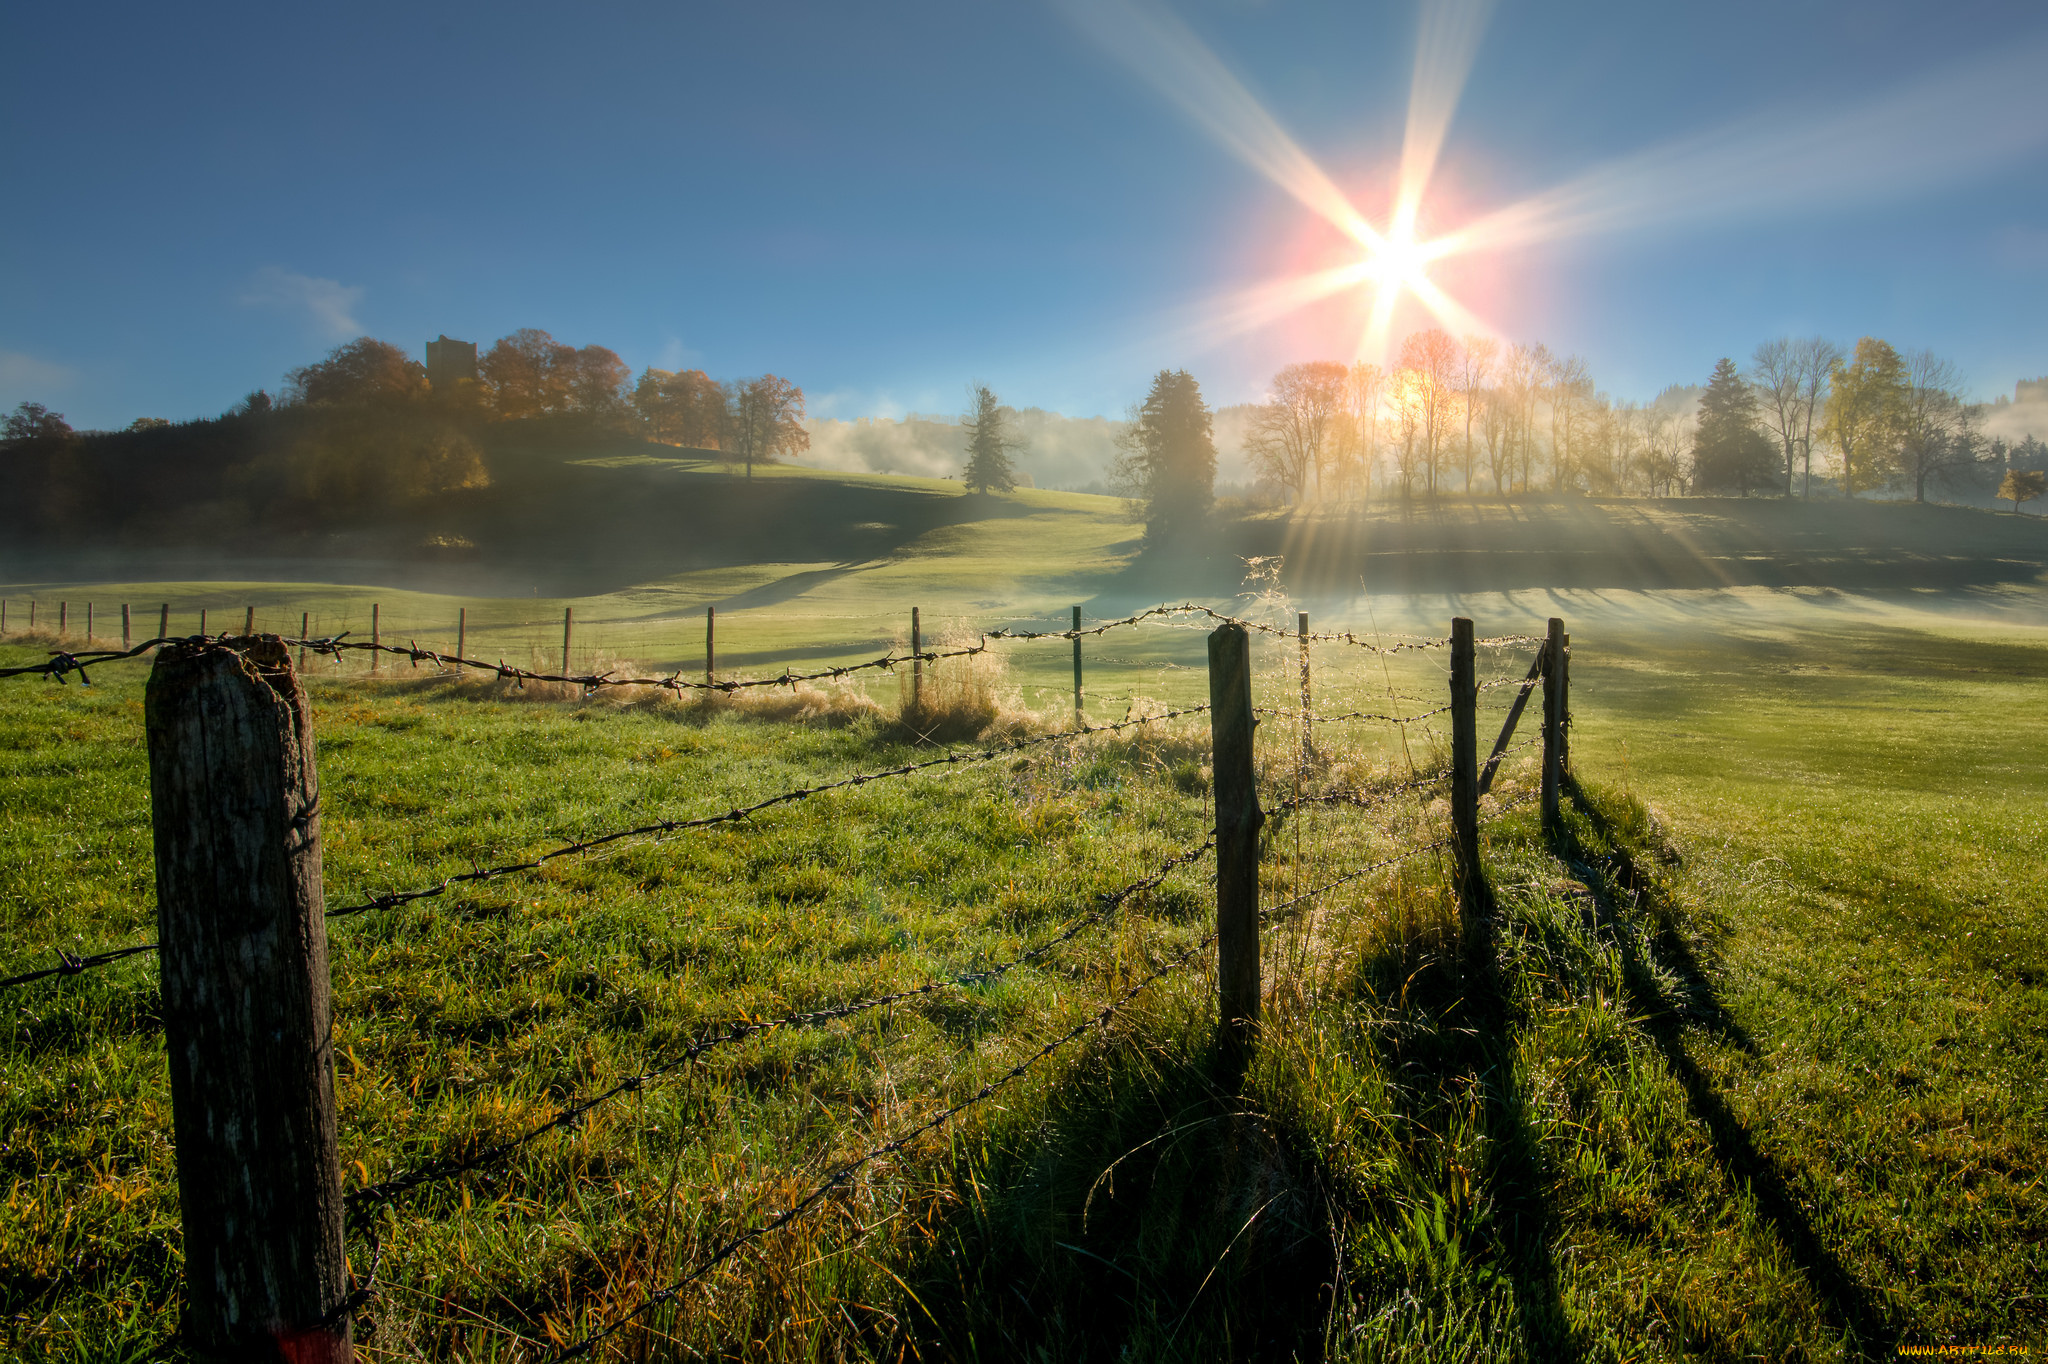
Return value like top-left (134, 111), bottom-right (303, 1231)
top-left (634, 367), bottom-right (727, 448)
top-left (722, 375), bottom-right (808, 479)
top-left (284, 337), bottom-right (427, 407)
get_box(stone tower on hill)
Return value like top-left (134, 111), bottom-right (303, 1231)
top-left (426, 335), bottom-right (477, 390)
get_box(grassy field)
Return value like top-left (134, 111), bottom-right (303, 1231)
top-left (5, 466), bottom-right (2047, 1358)
top-left (3, 575), bottom-right (2045, 1360)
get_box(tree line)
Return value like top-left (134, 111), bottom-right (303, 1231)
top-left (0, 330), bottom-right (816, 540)
top-left (1238, 329), bottom-right (2046, 505)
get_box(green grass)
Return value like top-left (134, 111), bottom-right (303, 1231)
top-left (3, 585), bottom-right (2046, 1360)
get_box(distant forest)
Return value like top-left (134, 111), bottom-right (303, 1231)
top-left (1, 331), bottom-right (810, 543)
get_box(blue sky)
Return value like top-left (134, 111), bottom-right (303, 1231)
top-left (4, 0), bottom-right (2044, 430)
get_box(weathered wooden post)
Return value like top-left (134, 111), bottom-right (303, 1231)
top-left (456, 607), bottom-right (466, 662)
top-left (244, 606), bottom-right (255, 636)
top-left (562, 606), bottom-right (574, 675)
top-left (1450, 617), bottom-right (1482, 914)
top-left (200, 607), bottom-right (208, 638)
top-left (29, 601), bottom-right (36, 631)
top-left (1072, 606), bottom-right (1084, 726)
top-left (1541, 617), bottom-right (1565, 835)
top-left (59, 601), bottom-right (67, 637)
top-left (911, 606), bottom-right (923, 710)
top-left (369, 603), bottom-right (379, 675)
top-left (123, 604), bottom-right (132, 648)
top-left (87, 602), bottom-right (95, 641)
top-left (706, 607), bottom-right (717, 688)
top-left (158, 603), bottom-right (170, 643)
top-left (1297, 610), bottom-right (1312, 773)
top-left (145, 637), bottom-right (351, 1361)
top-left (1208, 622), bottom-right (1263, 1046)
top-left (299, 611), bottom-right (310, 673)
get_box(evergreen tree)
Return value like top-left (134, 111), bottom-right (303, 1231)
top-left (1112, 370), bottom-right (1216, 539)
top-left (960, 384), bottom-right (1020, 493)
top-left (1691, 357), bottom-right (1777, 495)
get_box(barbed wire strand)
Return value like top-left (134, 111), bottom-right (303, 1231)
top-left (343, 835), bottom-right (1216, 1215)
top-left (542, 926), bottom-right (1217, 1361)
top-left (0, 707), bottom-right (1213, 994)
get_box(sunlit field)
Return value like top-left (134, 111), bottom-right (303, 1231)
top-left (4, 570), bottom-right (2044, 1360)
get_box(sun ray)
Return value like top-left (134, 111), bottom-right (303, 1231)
top-left (1392, 0), bottom-right (1493, 240)
top-left (1054, 0), bottom-right (1387, 252)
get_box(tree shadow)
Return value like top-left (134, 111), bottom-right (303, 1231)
top-left (1555, 774), bottom-right (1894, 1358)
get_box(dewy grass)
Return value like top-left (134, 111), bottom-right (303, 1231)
top-left (2, 610), bottom-right (2044, 1361)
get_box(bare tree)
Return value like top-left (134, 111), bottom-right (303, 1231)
top-left (1793, 337), bottom-right (1842, 497)
top-left (1896, 350), bottom-right (1977, 502)
top-left (1501, 343), bottom-right (1548, 493)
top-left (1548, 354), bottom-right (1593, 491)
top-left (1478, 383), bottom-right (1511, 493)
top-left (1246, 361), bottom-right (1348, 502)
top-left (1388, 366), bottom-right (1425, 498)
top-left (1334, 362), bottom-right (1383, 503)
top-left (1456, 336), bottom-right (1496, 494)
top-left (1399, 329), bottom-right (1460, 496)
top-left (1749, 338), bottom-right (1802, 497)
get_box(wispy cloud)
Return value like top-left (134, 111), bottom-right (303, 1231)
top-left (0, 349), bottom-right (78, 395)
top-left (240, 266), bottom-right (364, 339)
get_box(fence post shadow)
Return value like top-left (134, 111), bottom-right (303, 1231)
top-left (1554, 773), bottom-right (1894, 1357)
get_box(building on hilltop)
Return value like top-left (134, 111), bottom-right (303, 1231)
top-left (426, 335), bottom-right (478, 390)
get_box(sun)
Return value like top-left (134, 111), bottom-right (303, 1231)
top-left (1362, 230), bottom-right (1433, 293)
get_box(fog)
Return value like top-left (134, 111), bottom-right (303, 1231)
top-left (802, 405), bottom-right (1265, 492)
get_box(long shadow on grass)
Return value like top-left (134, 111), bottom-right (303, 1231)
top-left (1556, 775), bottom-right (1894, 1358)
top-left (900, 1022), bottom-right (1343, 1362)
top-left (1355, 864), bottom-right (1584, 1360)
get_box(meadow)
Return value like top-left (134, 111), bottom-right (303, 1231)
top-left (3, 469), bottom-right (2045, 1360)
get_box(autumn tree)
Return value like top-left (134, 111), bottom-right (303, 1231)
top-left (1246, 361), bottom-right (1347, 502)
top-left (1998, 469), bottom-right (2045, 513)
top-left (1824, 338), bottom-right (1907, 497)
top-left (563, 345), bottom-right (631, 422)
top-left (634, 367), bottom-right (726, 447)
top-left (284, 337), bottom-right (427, 406)
top-left (1691, 358), bottom-right (1776, 495)
top-left (480, 328), bottom-right (572, 418)
top-left (723, 374), bottom-right (809, 478)
top-left (960, 383), bottom-right (1021, 494)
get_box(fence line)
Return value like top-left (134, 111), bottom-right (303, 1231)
top-left (0, 705), bottom-right (1215, 995)
top-left (5, 611), bottom-right (1572, 1357)
top-left (344, 835), bottom-right (1216, 1219)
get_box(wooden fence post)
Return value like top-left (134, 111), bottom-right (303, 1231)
top-left (1560, 630), bottom-right (1572, 776)
top-left (369, 603), bottom-right (379, 674)
top-left (1072, 606), bottom-right (1083, 726)
top-left (87, 602), bottom-right (95, 641)
top-left (912, 606), bottom-right (923, 710)
top-left (201, 607), bottom-right (208, 638)
top-left (1298, 610), bottom-right (1312, 773)
top-left (28, 601), bottom-right (36, 631)
top-left (457, 607), bottom-right (466, 661)
top-left (1450, 617), bottom-right (1482, 914)
top-left (123, 604), bottom-right (132, 648)
top-left (706, 607), bottom-right (716, 688)
top-left (158, 603), bottom-right (169, 643)
top-left (144, 637), bottom-right (351, 1360)
top-left (244, 606), bottom-right (255, 636)
top-left (1208, 622), bottom-right (1263, 1046)
top-left (562, 606), bottom-right (574, 675)
top-left (59, 601), bottom-right (67, 637)
top-left (299, 611), bottom-right (310, 673)
top-left (1542, 617), bottom-right (1564, 835)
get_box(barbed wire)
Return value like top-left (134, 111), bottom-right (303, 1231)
top-left (542, 924), bottom-right (1217, 1361)
top-left (344, 835), bottom-right (1215, 1216)
top-left (0, 708), bottom-right (1214, 995)
top-left (1257, 702), bottom-right (1451, 726)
